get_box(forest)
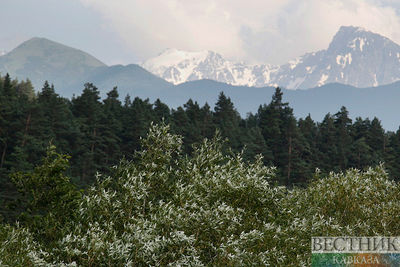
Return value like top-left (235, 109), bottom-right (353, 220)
top-left (1, 73), bottom-right (400, 265)
top-left (1, 73), bottom-right (400, 220)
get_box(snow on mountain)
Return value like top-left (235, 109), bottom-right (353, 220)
top-left (277, 26), bottom-right (400, 88)
top-left (0, 51), bottom-right (6, 56)
top-left (142, 49), bottom-right (209, 84)
top-left (142, 26), bottom-right (400, 89)
top-left (142, 48), bottom-right (278, 87)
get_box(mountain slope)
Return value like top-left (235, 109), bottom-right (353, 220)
top-left (0, 37), bottom-right (106, 90)
top-left (75, 64), bottom-right (173, 98)
top-left (142, 26), bottom-right (400, 89)
top-left (130, 79), bottom-right (400, 131)
top-left (276, 26), bottom-right (400, 88)
top-left (0, 37), bottom-right (172, 97)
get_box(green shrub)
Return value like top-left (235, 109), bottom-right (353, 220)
top-left (1, 123), bottom-right (399, 266)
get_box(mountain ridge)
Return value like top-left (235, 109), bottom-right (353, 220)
top-left (142, 26), bottom-right (400, 89)
top-left (2, 32), bottom-right (400, 130)
top-left (0, 37), bottom-right (172, 97)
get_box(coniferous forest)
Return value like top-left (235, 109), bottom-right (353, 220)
top-left (1, 73), bottom-right (400, 265)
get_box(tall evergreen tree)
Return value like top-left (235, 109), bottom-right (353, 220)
top-left (349, 117), bottom-right (373, 168)
top-left (153, 98), bottom-right (171, 122)
top-left (71, 83), bottom-right (106, 184)
top-left (102, 87), bottom-right (123, 167)
top-left (213, 92), bottom-right (242, 151)
top-left (317, 114), bottom-right (337, 173)
top-left (297, 115), bottom-right (320, 183)
top-left (367, 117), bottom-right (386, 164)
top-left (171, 107), bottom-right (192, 153)
top-left (198, 103), bottom-right (215, 139)
top-left (0, 74), bottom-right (37, 221)
top-left (385, 129), bottom-right (400, 180)
top-left (36, 81), bottom-right (80, 155)
top-left (242, 126), bottom-right (273, 164)
top-left (334, 106), bottom-right (352, 170)
top-left (257, 87), bottom-right (305, 185)
top-left (182, 99), bottom-right (205, 147)
top-left (120, 97), bottom-right (155, 158)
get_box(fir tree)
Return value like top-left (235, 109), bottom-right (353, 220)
top-left (71, 83), bottom-right (106, 184)
top-left (213, 92), bottom-right (242, 151)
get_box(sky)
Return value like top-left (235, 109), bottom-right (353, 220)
top-left (2, 0), bottom-right (400, 65)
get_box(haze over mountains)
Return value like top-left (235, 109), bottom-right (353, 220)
top-left (142, 26), bottom-right (400, 89)
top-left (0, 37), bottom-right (105, 91)
top-left (1, 26), bottom-right (400, 130)
top-left (0, 37), bottom-right (172, 98)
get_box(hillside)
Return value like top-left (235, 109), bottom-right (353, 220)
top-left (0, 37), bottom-right (105, 91)
top-left (0, 38), bottom-right (172, 97)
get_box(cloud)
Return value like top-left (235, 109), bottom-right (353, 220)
top-left (79, 0), bottom-right (400, 64)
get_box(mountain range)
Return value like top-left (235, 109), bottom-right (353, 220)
top-left (142, 26), bottom-right (400, 89)
top-left (1, 26), bottom-right (400, 130)
top-left (0, 37), bottom-right (172, 98)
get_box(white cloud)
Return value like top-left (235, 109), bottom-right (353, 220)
top-left (79, 0), bottom-right (400, 64)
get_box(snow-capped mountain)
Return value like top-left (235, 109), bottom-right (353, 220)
top-left (276, 26), bottom-right (400, 88)
top-left (142, 48), bottom-right (278, 87)
top-left (0, 51), bottom-right (6, 56)
top-left (142, 26), bottom-right (400, 89)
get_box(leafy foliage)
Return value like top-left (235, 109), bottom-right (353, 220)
top-left (11, 145), bottom-right (81, 245)
top-left (1, 124), bottom-right (399, 266)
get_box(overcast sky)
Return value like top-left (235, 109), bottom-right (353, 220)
top-left (2, 0), bottom-right (400, 65)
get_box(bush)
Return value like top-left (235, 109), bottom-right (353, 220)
top-left (1, 123), bottom-right (399, 266)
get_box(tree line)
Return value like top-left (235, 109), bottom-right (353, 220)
top-left (1, 73), bottom-right (400, 220)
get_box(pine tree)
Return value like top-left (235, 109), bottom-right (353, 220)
top-left (36, 81), bottom-right (80, 156)
top-left (242, 126), bottom-right (273, 164)
top-left (0, 74), bottom-right (32, 171)
top-left (198, 103), bottom-right (215, 139)
top-left (102, 87), bottom-right (123, 167)
top-left (0, 74), bottom-right (38, 221)
top-left (334, 106), bottom-right (352, 170)
top-left (297, 115), bottom-right (320, 183)
top-left (71, 83), bottom-right (106, 184)
top-left (317, 113), bottom-right (337, 173)
top-left (213, 92), bottom-right (242, 151)
top-left (171, 107), bottom-right (192, 153)
top-left (385, 129), bottom-right (400, 181)
top-left (256, 87), bottom-right (305, 185)
top-left (154, 98), bottom-right (170, 122)
top-left (183, 99), bottom-right (204, 147)
top-left (120, 97), bottom-right (155, 158)
top-left (367, 117), bottom-right (386, 164)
